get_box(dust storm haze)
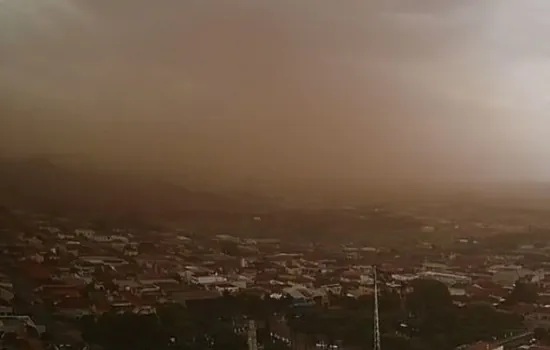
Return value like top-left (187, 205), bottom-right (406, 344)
top-left (2, 0), bottom-right (550, 191)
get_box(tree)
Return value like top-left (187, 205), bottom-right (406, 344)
top-left (382, 334), bottom-right (412, 350)
top-left (80, 303), bottom-right (249, 350)
top-left (81, 282), bottom-right (97, 298)
top-left (406, 279), bottom-right (453, 317)
top-left (449, 303), bottom-right (523, 346)
top-left (505, 281), bottom-right (538, 305)
top-left (534, 327), bottom-right (548, 342)
top-left (533, 327), bottom-right (550, 345)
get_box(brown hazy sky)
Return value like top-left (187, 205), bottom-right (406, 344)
top-left (2, 0), bottom-right (550, 188)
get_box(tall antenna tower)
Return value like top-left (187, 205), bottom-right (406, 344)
top-left (373, 266), bottom-right (381, 350)
top-left (248, 319), bottom-right (258, 350)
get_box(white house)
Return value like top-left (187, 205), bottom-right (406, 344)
top-left (320, 284), bottom-right (342, 295)
top-left (422, 262), bottom-right (449, 271)
top-left (213, 283), bottom-right (241, 294)
top-left (490, 265), bottom-right (544, 287)
top-left (41, 226), bottom-right (61, 234)
top-left (75, 229), bottom-right (96, 239)
top-left (192, 275), bottom-right (227, 285)
top-left (360, 275), bottom-right (374, 285)
top-left (417, 271), bottom-right (472, 286)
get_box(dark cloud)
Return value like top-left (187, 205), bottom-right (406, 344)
top-left (2, 0), bottom-right (550, 188)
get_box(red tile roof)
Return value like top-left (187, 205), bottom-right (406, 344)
top-left (54, 297), bottom-right (90, 310)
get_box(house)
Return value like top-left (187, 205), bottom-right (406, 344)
top-left (417, 271), bottom-right (472, 286)
top-left (528, 346), bottom-right (550, 350)
top-left (525, 307), bottom-right (550, 329)
top-left (0, 299), bottom-right (14, 316)
top-left (0, 275), bottom-right (14, 291)
top-left (20, 262), bottom-right (52, 281)
top-left (135, 285), bottom-right (161, 296)
top-left (422, 262), bottom-right (450, 271)
top-left (74, 229), bottom-right (96, 239)
top-left (169, 290), bottom-right (221, 307)
top-left (191, 274), bottom-right (227, 286)
top-left (0, 316), bottom-right (45, 335)
top-left (79, 256), bottom-right (128, 267)
top-left (138, 276), bottom-right (179, 286)
top-left (212, 283), bottom-right (241, 294)
top-left (134, 305), bottom-right (156, 315)
top-left (92, 235), bottom-right (129, 244)
top-left (57, 232), bottom-right (76, 240)
top-left (245, 238), bottom-right (280, 245)
top-left (215, 234), bottom-right (240, 243)
top-left (460, 341), bottom-right (503, 350)
top-left (490, 265), bottom-right (544, 287)
top-left (64, 241), bottom-right (81, 256)
top-left (0, 287), bottom-right (14, 303)
top-left (36, 284), bottom-right (84, 300)
top-left (110, 300), bottom-right (134, 313)
top-left (53, 297), bottom-right (92, 319)
top-left (450, 284), bottom-right (468, 297)
top-left (113, 279), bottom-right (141, 292)
top-left (28, 254), bottom-right (45, 263)
top-left (283, 287), bottom-right (315, 306)
top-left (40, 226), bottom-right (61, 235)
top-left (320, 284), bottom-right (342, 295)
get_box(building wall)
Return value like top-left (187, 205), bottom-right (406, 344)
top-left (194, 275), bottom-right (227, 285)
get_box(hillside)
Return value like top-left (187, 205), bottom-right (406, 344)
top-left (0, 158), bottom-right (427, 243)
top-left (0, 158), bottom-right (274, 218)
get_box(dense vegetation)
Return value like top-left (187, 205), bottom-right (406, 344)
top-left (79, 279), bottom-right (524, 350)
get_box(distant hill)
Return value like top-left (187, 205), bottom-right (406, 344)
top-left (0, 157), bottom-right (275, 220)
top-left (0, 157), bottom-right (428, 243)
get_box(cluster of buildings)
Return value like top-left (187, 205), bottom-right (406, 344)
top-left (3, 216), bottom-right (550, 349)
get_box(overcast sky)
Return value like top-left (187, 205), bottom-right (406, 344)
top-left (2, 0), bottom-right (550, 188)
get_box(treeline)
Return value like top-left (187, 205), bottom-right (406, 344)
top-left (79, 280), bottom-right (524, 350)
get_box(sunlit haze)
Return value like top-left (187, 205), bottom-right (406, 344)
top-left (2, 0), bottom-right (550, 191)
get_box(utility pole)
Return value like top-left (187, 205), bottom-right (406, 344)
top-left (373, 266), bottom-right (381, 350)
top-left (248, 319), bottom-right (258, 350)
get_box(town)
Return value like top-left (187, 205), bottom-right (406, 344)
top-left (2, 0), bottom-right (548, 348)
top-left (2, 207), bottom-right (550, 350)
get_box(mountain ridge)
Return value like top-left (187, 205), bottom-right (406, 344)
top-left (0, 157), bottom-right (276, 220)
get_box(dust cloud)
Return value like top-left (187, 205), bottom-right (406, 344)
top-left (2, 0), bottom-right (550, 190)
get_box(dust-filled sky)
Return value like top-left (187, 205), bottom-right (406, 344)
top-left (2, 0), bottom-right (550, 188)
